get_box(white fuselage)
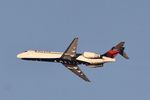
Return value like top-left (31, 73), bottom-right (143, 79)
top-left (17, 50), bottom-right (116, 67)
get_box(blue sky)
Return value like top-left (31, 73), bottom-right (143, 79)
top-left (0, 0), bottom-right (150, 100)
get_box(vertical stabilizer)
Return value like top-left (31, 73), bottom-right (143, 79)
top-left (103, 42), bottom-right (129, 59)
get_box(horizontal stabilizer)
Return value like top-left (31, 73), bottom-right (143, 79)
top-left (119, 47), bottom-right (129, 59)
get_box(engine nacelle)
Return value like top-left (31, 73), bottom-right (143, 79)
top-left (83, 52), bottom-right (100, 59)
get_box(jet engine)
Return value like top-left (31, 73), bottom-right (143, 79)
top-left (83, 52), bottom-right (100, 59)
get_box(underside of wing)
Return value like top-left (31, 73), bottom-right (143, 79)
top-left (63, 64), bottom-right (90, 82)
top-left (61, 38), bottom-right (78, 60)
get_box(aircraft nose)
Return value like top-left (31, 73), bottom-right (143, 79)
top-left (17, 53), bottom-right (23, 58)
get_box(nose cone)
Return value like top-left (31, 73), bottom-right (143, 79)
top-left (17, 53), bottom-right (23, 58)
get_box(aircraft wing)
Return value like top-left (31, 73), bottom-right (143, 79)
top-left (63, 64), bottom-right (90, 82)
top-left (61, 38), bottom-right (78, 60)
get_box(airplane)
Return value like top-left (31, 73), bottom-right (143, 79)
top-left (17, 37), bottom-right (129, 82)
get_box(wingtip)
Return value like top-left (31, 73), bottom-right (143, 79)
top-left (87, 80), bottom-right (91, 82)
top-left (85, 79), bottom-right (91, 82)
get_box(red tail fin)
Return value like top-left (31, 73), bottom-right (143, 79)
top-left (105, 49), bottom-right (120, 58)
top-left (102, 42), bottom-right (129, 59)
